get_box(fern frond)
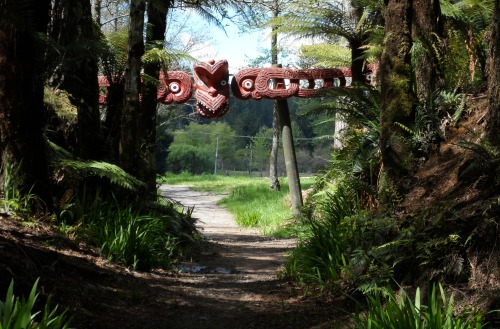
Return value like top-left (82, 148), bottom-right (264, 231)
top-left (60, 160), bottom-right (144, 190)
top-left (299, 44), bottom-right (351, 67)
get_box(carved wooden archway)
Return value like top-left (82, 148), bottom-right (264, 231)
top-left (98, 59), bottom-right (377, 118)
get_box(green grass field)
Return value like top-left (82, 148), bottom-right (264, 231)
top-left (159, 173), bottom-right (315, 237)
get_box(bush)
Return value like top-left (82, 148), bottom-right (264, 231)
top-left (166, 144), bottom-right (213, 174)
top-left (58, 189), bottom-right (199, 271)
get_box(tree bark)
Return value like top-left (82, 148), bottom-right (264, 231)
top-left (379, 0), bottom-right (415, 205)
top-left (141, 0), bottom-right (169, 198)
top-left (412, 0), bottom-right (442, 103)
top-left (49, 0), bottom-right (104, 160)
top-left (276, 98), bottom-right (303, 215)
top-left (120, 0), bottom-right (146, 181)
top-left (269, 2), bottom-right (281, 191)
top-left (485, 0), bottom-right (500, 147)
top-left (0, 0), bottom-right (53, 209)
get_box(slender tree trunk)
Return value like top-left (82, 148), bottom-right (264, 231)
top-left (275, 96), bottom-right (303, 215)
top-left (485, 0), bottom-right (500, 147)
top-left (379, 0), bottom-right (415, 207)
top-left (0, 0), bottom-right (53, 209)
top-left (350, 39), bottom-right (365, 83)
top-left (269, 2), bottom-right (280, 191)
top-left (94, 0), bottom-right (101, 26)
top-left (412, 0), bottom-right (442, 103)
top-left (49, 0), bottom-right (104, 160)
top-left (141, 0), bottom-right (169, 198)
top-left (120, 0), bottom-right (146, 181)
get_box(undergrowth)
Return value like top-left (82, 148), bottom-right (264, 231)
top-left (0, 279), bottom-right (72, 329)
top-left (58, 188), bottom-right (199, 270)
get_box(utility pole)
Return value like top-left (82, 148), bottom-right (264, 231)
top-left (214, 133), bottom-right (219, 175)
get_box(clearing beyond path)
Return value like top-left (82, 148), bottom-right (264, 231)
top-left (158, 185), bottom-right (339, 328)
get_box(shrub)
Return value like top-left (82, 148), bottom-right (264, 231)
top-left (166, 144), bottom-right (213, 174)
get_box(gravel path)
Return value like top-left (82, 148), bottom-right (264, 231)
top-left (159, 185), bottom-right (295, 275)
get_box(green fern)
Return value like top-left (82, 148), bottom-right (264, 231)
top-left (59, 160), bottom-right (143, 191)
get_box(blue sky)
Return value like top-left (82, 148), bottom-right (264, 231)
top-left (167, 9), bottom-right (271, 73)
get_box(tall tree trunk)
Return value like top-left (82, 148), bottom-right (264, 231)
top-left (0, 0), bottom-right (53, 209)
top-left (485, 0), bottom-right (500, 147)
top-left (269, 2), bottom-right (281, 191)
top-left (412, 0), bottom-right (442, 103)
top-left (141, 0), bottom-right (169, 198)
top-left (49, 0), bottom-right (104, 160)
top-left (379, 0), bottom-right (415, 207)
top-left (120, 0), bottom-right (146, 183)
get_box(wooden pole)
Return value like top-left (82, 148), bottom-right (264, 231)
top-left (273, 65), bottom-right (303, 215)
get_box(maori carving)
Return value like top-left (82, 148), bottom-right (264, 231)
top-left (193, 59), bottom-right (230, 119)
top-left (98, 60), bottom-right (375, 118)
top-left (231, 67), bottom-right (358, 100)
top-left (157, 71), bottom-right (193, 104)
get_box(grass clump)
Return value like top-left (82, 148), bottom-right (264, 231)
top-left (354, 284), bottom-right (485, 329)
top-left (0, 279), bottom-right (72, 329)
top-left (58, 188), bottom-right (199, 271)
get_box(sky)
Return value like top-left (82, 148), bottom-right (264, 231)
top-left (166, 9), bottom-right (296, 74)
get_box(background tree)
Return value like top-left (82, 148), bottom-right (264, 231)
top-left (119, 0), bottom-right (146, 199)
top-left (48, 0), bottom-right (105, 160)
top-left (141, 0), bottom-right (170, 197)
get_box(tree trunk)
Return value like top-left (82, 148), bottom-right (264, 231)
top-left (412, 0), bottom-right (442, 103)
top-left (49, 0), bottom-right (104, 160)
top-left (0, 0), bottom-right (53, 209)
top-left (141, 0), bottom-right (169, 198)
top-left (94, 0), bottom-right (101, 26)
top-left (276, 97), bottom-right (303, 215)
top-left (269, 2), bottom-right (280, 191)
top-left (269, 106), bottom-right (281, 190)
top-left (485, 0), bottom-right (500, 147)
top-left (379, 0), bottom-right (415, 206)
top-left (120, 0), bottom-right (146, 181)
top-left (350, 39), bottom-right (365, 84)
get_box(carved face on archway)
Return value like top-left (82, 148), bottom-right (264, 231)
top-left (193, 59), bottom-right (230, 119)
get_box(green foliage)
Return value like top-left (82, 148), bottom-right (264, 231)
top-left (0, 157), bottom-right (39, 216)
top-left (298, 44), bottom-right (351, 67)
top-left (167, 122), bottom-right (237, 174)
top-left (282, 184), bottom-right (359, 288)
top-left (97, 208), bottom-right (177, 270)
top-left (166, 144), bottom-right (212, 174)
top-left (160, 173), bottom-right (315, 237)
top-left (456, 139), bottom-right (500, 183)
top-left (58, 188), bottom-right (199, 270)
top-left (0, 279), bottom-right (72, 329)
top-left (59, 159), bottom-right (143, 191)
top-left (43, 87), bottom-right (77, 123)
top-left (354, 283), bottom-right (485, 329)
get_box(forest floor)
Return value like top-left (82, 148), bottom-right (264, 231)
top-left (0, 185), bottom-right (347, 329)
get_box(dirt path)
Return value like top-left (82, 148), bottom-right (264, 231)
top-left (156, 185), bottom-right (337, 328)
top-left (0, 186), bottom-right (340, 329)
top-left (160, 185), bottom-right (293, 275)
